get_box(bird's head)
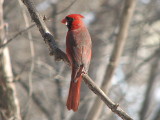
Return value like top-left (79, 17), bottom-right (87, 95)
top-left (61, 14), bottom-right (84, 30)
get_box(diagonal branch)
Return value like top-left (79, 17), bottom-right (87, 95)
top-left (0, 0), bottom-right (76, 49)
top-left (139, 50), bottom-right (160, 120)
top-left (0, 24), bottom-right (35, 49)
top-left (86, 0), bottom-right (137, 120)
top-left (21, 0), bottom-right (69, 64)
top-left (21, 0), bottom-right (133, 119)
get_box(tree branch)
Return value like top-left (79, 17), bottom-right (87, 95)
top-left (0, 0), bottom-right (77, 49)
top-left (153, 105), bottom-right (160, 120)
top-left (0, 24), bottom-right (35, 49)
top-left (139, 50), bottom-right (160, 120)
top-left (86, 0), bottom-right (137, 119)
top-left (19, 80), bottom-right (53, 120)
top-left (82, 74), bottom-right (133, 120)
top-left (21, 0), bottom-right (133, 119)
top-left (125, 48), bottom-right (160, 81)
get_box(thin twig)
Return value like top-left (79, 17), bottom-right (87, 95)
top-left (0, 24), bottom-right (35, 49)
top-left (0, 0), bottom-right (77, 49)
top-left (18, 0), bottom-right (35, 99)
top-left (21, 0), bottom-right (133, 119)
top-left (19, 80), bottom-right (53, 120)
top-left (124, 48), bottom-right (160, 81)
top-left (55, 0), bottom-right (77, 15)
top-left (18, 0), bottom-right (35, 119)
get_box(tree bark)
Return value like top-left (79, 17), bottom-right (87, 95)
top-left (86, 0), bottom-right (137, 120)
top-left (153, 105), bottom-right (160, 120)
top-left (139, 49), bottom-right (160, 120)
top-left (0, 0), bottom-right (21, 120)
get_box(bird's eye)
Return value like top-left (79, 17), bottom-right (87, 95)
top-left (66, 17), bottom-right (74, 21)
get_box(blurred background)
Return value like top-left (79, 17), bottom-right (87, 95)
top-left (1, 0), bottom-right (160, 120)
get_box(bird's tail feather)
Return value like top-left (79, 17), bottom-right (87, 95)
top-left (66, 75), bottom-right (82, 111)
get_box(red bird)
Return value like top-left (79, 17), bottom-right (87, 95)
top-left (61, 14), bottom-right (92, 111)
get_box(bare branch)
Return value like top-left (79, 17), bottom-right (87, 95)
top-left (0, 24), bottom-right (35, 49)
top-left (19, 80), bottom-right (53, 120)
top-left (153, 105), bottom-right (160, 120)
top-left (18, 0), bottom-right (35, 97)
top-left (18, 0), bottom-right (35, 119)
top-left (86, 0), bottom-right (137, 119)
top-left (139, 50), bottom-right (160, 120)
top-left (22, 0), bottom-right (69, 64)
top-left (55, 0), bottom-right (77, 15)
top-left (83, 74), bottom-right (133, 120)
top-left (21, 0), bottom-right (133, 119)
top-left (125, 48), bottom-right (160, 81)
top-left (0, 0), bottom-right (77, 49)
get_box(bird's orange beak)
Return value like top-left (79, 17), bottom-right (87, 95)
top-left (61, 19), bottom-right (67, 25)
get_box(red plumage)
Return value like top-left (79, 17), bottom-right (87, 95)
top-left (61, 14), bottom-right (92, 111)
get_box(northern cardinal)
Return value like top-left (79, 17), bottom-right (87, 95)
top-left (61, 14), bottom-right (92, 111)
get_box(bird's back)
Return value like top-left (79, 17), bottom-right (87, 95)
top-left (66, 26), bottom-right (92, 72)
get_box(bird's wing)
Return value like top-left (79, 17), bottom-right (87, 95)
top-left (66, 27), bottom-right (92, 72)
